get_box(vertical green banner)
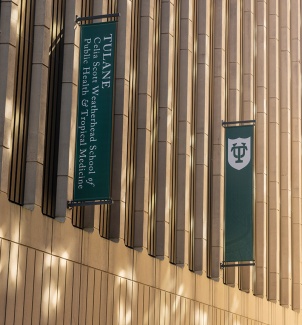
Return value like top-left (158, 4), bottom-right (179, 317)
top-left (74, 21), bottom-right (116, 201)
top-left (224, 125), bottom-right (254, 262)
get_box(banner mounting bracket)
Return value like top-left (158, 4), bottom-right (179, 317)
top-left (75, 13), bottom-right (120, 25)
top-left (220, 262), bottom-right (255, 269)
top-left (67, 199), bottom-right (113, 209)
top-left (222, 120), bottom-right (256, 127)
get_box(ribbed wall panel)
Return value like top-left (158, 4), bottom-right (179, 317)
top-left (42, 0), bottom-right (66, 218)
top-left (291, 0), bottom-right (302, 311)
top-left (1, 236), bottom-right (301, 324)
top-left (8, 0), bottom-right (35, 205)
top-left (208, 0), bottom-right (227, 280)
top-left (155, 0), bottom-right (176, 257)
top-left (268, 0), bottom-right (281, 302)
top-left (148, 0), bottom-right (161, 256)
top-left (170, 0), bottom-right (180, 264)
top-left (254, 0), bottom-right (268, 297)
top-left (124, 0), bottom-right (140, 248)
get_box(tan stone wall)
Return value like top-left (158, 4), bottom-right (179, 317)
top-left (0, 0), bottom-right (302, 324)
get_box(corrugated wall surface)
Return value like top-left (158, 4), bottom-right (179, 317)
top-left (0, 0), bottom-right (302, 324)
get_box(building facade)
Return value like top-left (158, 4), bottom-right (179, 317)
top-left (0, 0), bottom-right (302, 324)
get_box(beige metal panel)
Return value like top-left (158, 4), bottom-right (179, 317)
top-left (166, 292), bottom-right (172, 324)
top-left (5, 242), bottom-right (19, 325)
top-left (112, 276), bottom-right (121, 325)
top-left (22, 248), bottom-right (35, 324)
top-left (56, 258), bottom-right (67, 325)
top-left (174, 293), bottom-right (181, 325)
top-left (133, 0), bottom-right (154, 247)
top-left (79, 265), bottom-right (88, 325)
top-left (185, 298), bottom-right (190, 325)
top-left (171, 293), bottom-right (177, 324)
top-left (23, 0), bottom-right (52, 208)
top-left (159, 290), bottom-right (165, 325)
top-left (147, 0), bottom-right (160, 257)
top-left (31, 251), bottom-right (43, 324)
top-left (268, 0), bottom-right (280, 304)
top-left (14, 245), bottom-right (27, 325)
top-left (176, 266), bottom-right (195, 301)
top-left (109, 0), bottom-right (132, 238)
top-left (118, 277), bottom-right (127, 324)
top-left (131, 281), bottom-right (138, 325)
top-left (63, 259), bottom-right (73, 324)
top-left (0, 239), bottom-right (9, 325)
top-left (149, 287), bottom-right (155, 325)
top-left (174, 0), bottom-right (193, 265)
top-left (99, 272), bottom-right (108, 325)
top-left (109, 0), bottom-right (132, 239)
top-left (82, 228), bottom-right (109, 270)
top-left (48, 255), bottom-right (59, 325)
top-left (0, 191), bottom-right (19, 243)
top-left (178, 297), bottom-right (186, 325)
top-left (93, 0), bottom-right (103, 14)
top-left (136, 283), bottom-right (144, 324)
top-left (154, 287), bottom-right (161, 324)
top-left (156, 0), bottom-right (174, 257)
top-left (133, 249), bottom-right (156, 287)
top-left (55, 0), bottom-right (79, 218)
top-left (71, 262), bottom-right (81, 325)
top-left (209, 0), bottom-right (227, 280)
top-left (52, 217), bottom-right (82, 264)
top-left (254, 0), bottom-right (268, 297)
top-left (110, 114), bottom-right (128, 239)
top-left (92, 269), bottom-right (101, 325)
top-left (106, 273), bottom-right (114, 325)
top-left (86, 268), bottom-right (95, 325)
top-left (195, 0), bottom-right (211, 273)
top-left (40, 254), bottom-right (52, 324)
top-left (279, 0), bottom-right (292, 308)
top-left (0, 1), bottom-right (18, 193)
top-left (290, 0), bottom-right (302, 312)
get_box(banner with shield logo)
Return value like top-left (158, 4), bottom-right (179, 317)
top-left (224, 124), bottom-right (254, 263)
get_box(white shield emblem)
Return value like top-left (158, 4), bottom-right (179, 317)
top-left (228, 137), bottom-right (251, 170)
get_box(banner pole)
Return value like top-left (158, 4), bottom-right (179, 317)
top-left (222, 119), bottom-right (256, 127)
top-left (220, 262), bottom-right (255, 269)
top-left (75, 13), bottom-right (120, 24)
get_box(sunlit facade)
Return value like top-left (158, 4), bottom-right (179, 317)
top-left (0, 0), bottom-right (302, 324)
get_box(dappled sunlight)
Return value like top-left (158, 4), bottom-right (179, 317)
top-left (50, 283), bottom-right (60, 309)
top-left (61, 251), bottom-right (69, 260)
top-left (200, 308), bottom-right (208, 324)
top-left (9, 244), bottom-right (19, 283)
top-left (44, 254), bottom-right (52, 268)
top-left (6, 97), bottom-right (13, 149)
top-left (233, 319), bottom-right (241, 325)
top-left (177, 284), bottom-right (184, 296)
top-left (230, 294), bottom-right (239, 314)
top-left (41, 257), bottom-right (61, 319)
top-left (195, 308), bottom-right (201, 324)
top-left (42, 285), bottom-right (50, 318)
top-left (118, 269), bottom-right (126, 278)
top-left (125, 310), bottom-right (132, 325)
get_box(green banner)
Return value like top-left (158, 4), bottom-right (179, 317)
top-left (74, 21), bottom-right (116, 201)
top-left (224, 125), bottom-right (254, 262)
